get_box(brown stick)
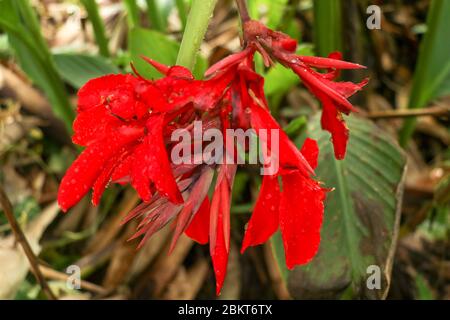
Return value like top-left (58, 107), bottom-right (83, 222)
top-left (0, 186), bottom-right (57, 300)
top-left (366, 105), bottom-right (450, 119)
top-left (263, 243), bottom-right (291, 300)
top-left (39, 265), bottom-right (108, 296)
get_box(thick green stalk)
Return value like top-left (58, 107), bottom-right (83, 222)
top-left (176, 0), bottom-right (217, 70)
top-left (81, 0), bottom-right (110, 57)
top-left (145, 0), bottom-right (165, 32)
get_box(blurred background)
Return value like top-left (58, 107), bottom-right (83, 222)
top-left (0, 0), bottom-right (448, 300)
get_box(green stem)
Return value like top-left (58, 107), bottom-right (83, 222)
top-left (123, 0), bottom-right (140, 29)
top-left (145, 0), bottom-right (165, 32)
top-left (81, 0), bottom-right (110, 57)
top-left (15, 0), bottom-right (49, 56)
top-left (176, 0), bottom-right (217, 70)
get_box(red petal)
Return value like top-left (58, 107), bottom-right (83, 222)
top-left (122, 196), bottom-right (164, 225)
top-left (191, 72), bottom-right (237, 111)
top-left (298, 55), bottom-right (365, 70)
top-left (77, 74), bottom-right (139, 119)
top-left (279, 172), bottom-right (326, 269)
top-left (131, 203), bottom-right (182, 249)
top-left (317, 91), bottom-right (349, 160)
top-left (91, 150), bottom-right (128, 205)
top-left (293, 63), bottom-right (367, 159)
top-left (170, 167), bottom-right (214, 251)
top-left (291, 64), bottom-right (355, 112)
top-left (134, 101), bottom-right (149, 119)
top-left (146, 115), bottom-right (183, 204)
top-left (214, 164), bottom-right (237, 253)
top-left (77, 75), bottom-right (122, 111)
top-left (111, 153), bottom-right (133, 184)
top-left (300, 138), bottom-right (319, 170)
top-left (209, 164), bottom-right (236, 295)
top-left (58, 126), bottom-right (144, 211)
top-left (72, 104), bottom-right (121, 146)
top-left (136, 83), bottom-right (171, 112)
top-left (205, 48), bottom-right (252, 77)
top-left (241, 175), bottom-right (280, 253)
top-left (167, 66), bottom-right (195, 80)
top-left (130, 139), bottom-right (153, 201)
top-left (140, 56), bottom-right (170, 75)
top-left (321, 78), bottom-right (368, 103)
top-left (210, 184), bottom-right (229, 296)
top-left (250, 103), bottom-right (314, 176)
top-left (185, 197), bottom-right (211, 245)
top-left (280, 38), bottom-right (298, 52)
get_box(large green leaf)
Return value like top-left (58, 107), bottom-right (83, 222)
top-left (272, 115), bottom-right (406, 299)
top-left (53, 53), bottom-right (120, 89)
top-left (128, 27), bottom-right (206, 80)
top-left (400, 0), bottom-right (450, 145)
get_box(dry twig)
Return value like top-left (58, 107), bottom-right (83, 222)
top-left (0, 186), bottom-right (56, 300)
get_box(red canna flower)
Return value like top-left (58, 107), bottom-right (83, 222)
top-left (241, 138), bottom-right (326, 268)
top-left (57, 19), bottom-right (366, 295)
top-left (242, 20), bottom-right (368, 159)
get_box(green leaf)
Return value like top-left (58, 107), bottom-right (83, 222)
top-left (128, 27), bottom-right (206, 79)
top-left (400, 0), bottom-right (450, 146)
top-left (53, 53), bottom-right (120, 89)
top-left (0, 0), bottom-right (74, 131)
top-left (272, 115), bottom-right (406, 299)
top-left (80, 0), bottom-right (110, 57)
top-left (283, 115), bottom-right (307, 138)
top-left (415, 273), bottom-right (434, 300)
top-left (264, 63), bottom-right (298, 97)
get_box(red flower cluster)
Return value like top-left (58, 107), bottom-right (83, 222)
top-left (58, 20), bottom-right (367, 295)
